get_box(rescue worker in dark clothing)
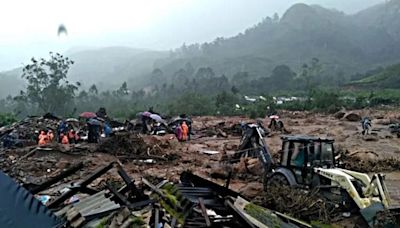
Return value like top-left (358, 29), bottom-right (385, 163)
top-left (88, 122), bottom-right (100, 143)
top-left (57, 121), bottom-right (68, 142)
top-left (361, 117), bottom-right (372, 135)
top-left (68, 130), bottom-right (76, 144)
top-left (141, 115), bottom-right (151, 134)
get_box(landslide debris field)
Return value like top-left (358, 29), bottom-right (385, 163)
top-left (1, 109), bottom-right (400, 227)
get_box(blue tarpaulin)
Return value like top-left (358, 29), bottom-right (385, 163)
top-left (0, 171), bottom-right (63, 228)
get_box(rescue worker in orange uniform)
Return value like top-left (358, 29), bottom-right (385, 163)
top-left (61, 133), bottom-right (69, 144)
top-left (181, 121), bottom-right (189, 141)
top-left (38, 131), bottom-right (48, 146)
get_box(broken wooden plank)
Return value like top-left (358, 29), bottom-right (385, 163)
top-left (142, 178), bottom-right (165, 197)
top-left (198, 197), bottom-right (211, 227)
top-left (29, 162), bottom-right (84, 194)
top-left (154, 208), bottom-right (159, 228)
top-left (16, 147), bottom-right (39, 164)
top-left (48, 162), bottom-right (115, 209)
top-left (225, 199), bottom-right (256, 228)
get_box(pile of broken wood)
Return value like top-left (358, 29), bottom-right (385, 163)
top-left (10, 160), bottom-right (310, 227)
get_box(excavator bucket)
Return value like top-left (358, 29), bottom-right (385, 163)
top-left (360, 203), bottom-right (384, 227)
top-left (361, 178), bottom-right (400, 227)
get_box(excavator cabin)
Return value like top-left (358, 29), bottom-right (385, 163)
top-left (277, 135), bottom-right (335, 185)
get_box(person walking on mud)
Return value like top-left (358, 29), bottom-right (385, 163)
top-left (361, 117), bottom-right (371, 135)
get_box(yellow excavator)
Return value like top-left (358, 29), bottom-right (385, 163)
top-left (234, 123), bottom-right (400, 226)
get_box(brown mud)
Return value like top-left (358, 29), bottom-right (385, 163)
top-left (1, 109), bottom-right (400, 226)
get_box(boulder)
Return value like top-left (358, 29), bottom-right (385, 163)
top-left (344, 113), bottom-right (361, 122)
top-left (334, 111), bottom-right (346, 119)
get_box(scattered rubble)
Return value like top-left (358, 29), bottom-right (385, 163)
top-left (337, 149), bottom-right (400, 173)
top-left (260, 186), bottom-right (340, 224)
top-left (1, 110), bottom-right (400, 227)
top-left (0, 115), bottom-right (60, 147)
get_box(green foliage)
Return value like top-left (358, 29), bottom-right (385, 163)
top-left (0, 113), bottom-right (17, 127)
top-left (3, 51), bottom-right (400, 119)
top-left (167, 93), bottom-right (215, 116)
top-left (279, 100), bottom-right (306, 111)
top-left (244, 203), bottom-right (284, 227)
top-left (131, 216), bottom-right (145, 226)
top-left (270, 64), bottom-right (296, 90)
top-left (351, 63), bottom-right (400, 88)
top-left (20, 52), bottom-right (78, 115)
top-left (215, 91), bottom-right (240, 116)
top-left (311, 90), bottom-right (342, 113)
top-left (244, 102), bottom-right (268, 119)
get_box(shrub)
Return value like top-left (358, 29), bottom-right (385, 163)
top-left (0, 113), bottom-right (17, 127)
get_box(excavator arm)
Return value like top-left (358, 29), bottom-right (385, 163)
top-left (315, 168), bottom-right (395, 226)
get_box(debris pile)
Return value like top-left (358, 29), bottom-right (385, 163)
top-left (260, 186), bottom-right (340, 224)
top-left (1, 160), bottom-right (309, 228)
top-left (1, 111), bottom-right (400, 227)
top-left (0, 115), bottom-right (60, 147)
top-left (97, 133), bottom-right (179, 163)
top-left (338, 152), bottom-right (400, 173)
top-left (196, 121), bottom-right (242, 138)
top-left (97, 133), bottom-right (148, 156)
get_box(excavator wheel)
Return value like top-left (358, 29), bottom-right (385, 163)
top-left (265, 173), bottom-right (290, 191)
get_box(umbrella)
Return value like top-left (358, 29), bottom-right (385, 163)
top-left (87, 118), bottom-right (101, 126)
top-left (150, 114), bottom-right (165, 123)
top-left (79, 112), bottom-right (97, 119)
top-left (269, 115), bottom-right (279, 119)
top-left (142, 111), bottom-right (152, 117)
top-left (172, 117), bottom-right (192, 124)
top-left (65, 118), bottom-right (79, 122)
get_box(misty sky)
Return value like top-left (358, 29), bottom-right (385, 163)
top-left (0, 0), bottom-right (384, 71)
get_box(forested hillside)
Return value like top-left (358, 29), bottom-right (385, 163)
top-left (1, 1), bottom-right (400, 99)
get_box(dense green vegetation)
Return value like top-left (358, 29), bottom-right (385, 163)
top-left (2, 1), bottom-right (400, 98)
top-left (2, 1), bottom-right (400, 121)
top-left (0, 113), bottom-right (17, 127)
top-left (1, 52), bottom-right (400, 123)
top-left (349, 63), bottom-right (400, 88)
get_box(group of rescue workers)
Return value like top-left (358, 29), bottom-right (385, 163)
top-left (37, 130), bottom-right (55, 146)
top-left (37, 117), bottom-right (110, 146)
top-left (175, 121), bottom-right (190, 141)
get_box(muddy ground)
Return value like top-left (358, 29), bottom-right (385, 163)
top-left (1, 109), bottom-right (400, 226)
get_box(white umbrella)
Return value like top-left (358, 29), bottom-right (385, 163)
top-left (65, 118), bottom-right (79, 122)
top-left (269, 115), bottom-right (279, 119)
top-left (150, 114), bottom-right (165, 123)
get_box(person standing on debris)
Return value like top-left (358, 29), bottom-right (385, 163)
top-left (57, 121), bottom-right (67, 142)
top-left (38, 131), bottom-right (48, 146)
top-left (87, 120), bottom-right (100, 143)
top-left (176, 123), bottom-right (183, 141)
top-left (141, 115), bottom-right (150, 134)
top-left (104, 123), bottom-right (112, 137)
top-left (61, 133), bottom-right (69, 144)
top-left (68, 130), bottom-right (76, 144)
top-left (47, 130), bottom-right (54, 142)
top-left (74, 130), bottom-right (81, 143)
top-left (361, 117), bottom-right (372, 135)
top-left (181, 121), bottom-right (189, 141)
